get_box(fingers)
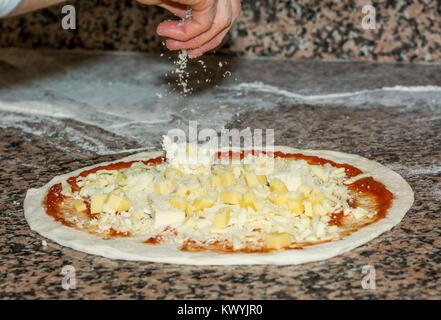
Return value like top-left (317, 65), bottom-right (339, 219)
top-left (156, 0), bottom-right (241, 56)
top-left (137, 0), bottom-right (188, 18)
top-left (165, 0), bottom-right (232, 51)
top-left (165, 0), bottom-right (215, 11)
top-left (187, 27), bottom-right (230, 57)
top-left (186, 0), bottom-right (241, 56)
top-left (231, 0), bottom-right (241, 21)
top-left (157, 0), bottom-right (217, 42)
top-left (158, 1), bottom-right (189, 18)
top-left (137, 0), bottom-right (163, 5)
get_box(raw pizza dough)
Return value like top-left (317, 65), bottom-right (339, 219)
top-left (24, 147), bottom-right (414, 265)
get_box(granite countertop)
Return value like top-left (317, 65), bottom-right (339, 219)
top-left (1, 0), bottom-right (440, 63)
top-left (0, 48), bottom-right (440, 299)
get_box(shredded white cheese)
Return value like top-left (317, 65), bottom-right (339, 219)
top-left (61, 137), bottom-right (376, 250)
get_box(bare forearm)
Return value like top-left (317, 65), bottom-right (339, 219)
top-left (6, 0), bottom-right (65, 18)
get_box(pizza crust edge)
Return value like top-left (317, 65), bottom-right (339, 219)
top-left (23, 147), bottom-right (414, 265)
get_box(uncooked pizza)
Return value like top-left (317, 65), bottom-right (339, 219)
top-left (24, 137), bottom-right (413, 265)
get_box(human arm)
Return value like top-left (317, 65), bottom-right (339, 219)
top-left (137, 0), bottom-right (241, 57)
top-left (1, 0), bottom-right (65, 18)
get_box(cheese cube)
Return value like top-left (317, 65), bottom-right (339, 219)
top-left (169, 178), bottom-right (178, 187)
top-left (321, 199), bottom-right (333, 212)
top-left (244, 165), bottom-right (252, 173)
top-left (311, 166), bottom-right (327, 181)
top-left (90, 194), bottom-right (107, 214)
top-left (298, 184), bottom-right (312, 196)
top-left (228, 164), bottom-right (241, 172)
top-left (73, 199), bottom-right (87, 213)
top-left (220, 191), bottom-right (242, 205)
top-left (154, 207), bottom-right (185, 228)
top-left (310, 192), bottom-right (325, 205)
top-left (257, 175), bottom-right (267, 185)
top-left (185, 204), bottom-right (195, 217)
top-left (220, 172), bottom-right (235, 187)
top-left (169, 197), bottom-right (188, 211)
top-left (193, 197), bottom-right (215, 211)
top-left (175, 180), bottom-right (201, 197)
top-left (118, 198), bottom-right (132, 212)
top-left (176, 187), bottom-right (187, 197)
top-left (233, 184), bottom-right (248, 193)
top-left (212, 167), bottom-right (224, 176)
top-left (303, 201), bottom-right (313, 217)
top-left (115, 173), bottom-right (126, 183)
top-left (193, 165), bottom-right (208, 176)
top-left (186, 144), bottom-right (197, 156)
top-left (240, 191), bottom-right (256, 208)
top-left (268, 192), bottom-right (289, 207)
top-left (188, 184), bottom-right (201, 194)
top-left (244, 173), bottom-right (259, 188)
top-left (313, 203), bottom-right (327, 216)
top-left (105, 194), bottom-right (124, 211)
top-left (269, 178), bottom-right (288, 192)
top-left (132, 209), bottom-right (145, 220)
top-left (164, 168), bottom-right (184, 179)
top-left (265, 232), bottom-right (291, 250)
top-left (211, 176), bottom-right (222, 188)
top-left (287, 197), bottom-right (305, 214)
top-left (184, 218), bottom-right (197, 228)
top-left (267, 192), bottom-right (277, 204)
top-left (251, 200), bottom-right (266, 212)
top-left (154, 181), bottom-right (171, 195)
top-left (213, 209), bottom-right (230, 229)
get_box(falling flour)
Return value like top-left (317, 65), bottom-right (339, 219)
top-left (173, 49), bottom-right (191, 95)
top-left (173, 7), bottom-right (193, 95)
top-left (166, 6), bottom-right (232, 95)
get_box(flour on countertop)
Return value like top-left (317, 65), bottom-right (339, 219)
top-left (231, 82), bottom-right (441, 110)
top-left (173, 50), bottom-right (191, 95)
top-left (0, 48), bottom-right (439, 158)
top-left (1, 82), bottom-right (440, 155)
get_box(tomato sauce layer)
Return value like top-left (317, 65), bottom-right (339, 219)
top-left (44, 156), bottom-right (165, 229)
top-left (216, 150), bottom-right (393, 227)
top-left (44, 151), bottom-right (393, 244)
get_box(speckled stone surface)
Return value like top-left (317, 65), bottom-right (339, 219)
top-left (0, 0), bottom-right (440, 62)
top-left (0, 49), bottom-right (440, 299)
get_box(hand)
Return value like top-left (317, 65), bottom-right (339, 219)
top-left (137, 0), bottom-right (241, 58)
